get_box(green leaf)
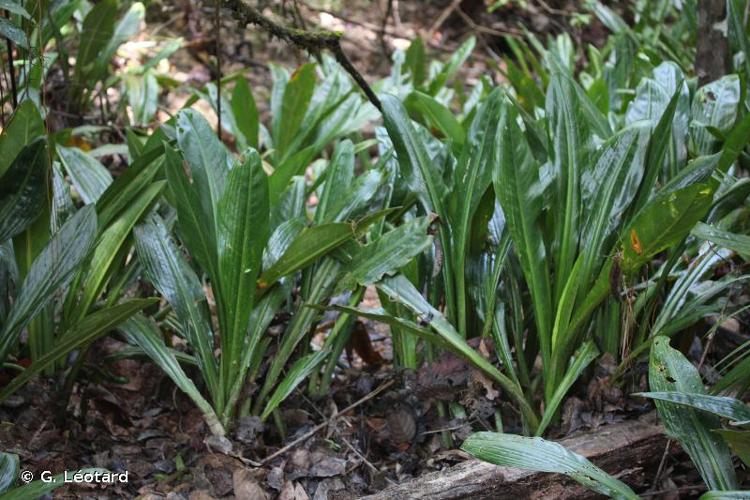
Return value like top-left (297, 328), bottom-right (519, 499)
top-left (622, 183), bottom-right (714, 274)
top-left (700, 491), bottom-right (750, 500)
top-left (714, 430), bottom-right (750, 468)
top-left (175, 109), bottom-right (231, 229)
top-left (537, 341), bottom-right (598, 436)
top-left (0, 100), bottom-right (44, 178)
top-left (692, 223), bottom-right (750, 256)
top-left (461, 432), bottom-right (638, 499)
top-left (691, 76), bottom-right (741, 155)
top-left (406, 91), bottom-right (464, 148)
top-left (0, 299), bottom-right (156, 401)
top-left (341, 216), bottom-right (433, 287)
top-left (231, 78), bottom-right (259, 149)
top-left (0, 138), bottom-right (50, 242)
top-left (580, 125), bottom-right (649, 292)
top-left (216, 151), bottom-right (269, 398)
top-left (649, 336), bottom-right (738, 490)
top-left (0, 452), bottom-right (19, 493)
top-left (74, 0), bottom-right (117, 84)
top-left (427, 37), bottom-right (475, 95)
top-left (635, 392), bottom-right (750, 424)
top-left (451, 89), bottom-right (504, 334)
top-left (120, 314), bottom-right (225, 436)
top-left (259, 223), bottom-right (355, 287)
top-left (96, 2), bottom-right (144, 78)
top-left (717, 112), bottom-right (750, 177)
top-left (73, 180), bottom-right (165, 320)
top-left (0, 17), bottom-right (27, 48)
top-left (0, 206), bottom-right (97, 364)
top-left (405, 36), bottom-right (426, 86)
top-left (124, 70), bottom-right (159, 127)
top-left (546, 72), bottom-right (593, 303)
top-left (261, 350), bottom-right (328, 420)
top-left (134, 216), bottom-right (219, 400)
top-left (493, 101), bottom-right (553, 372)
top-left (57, 146), bottom-right (113, 204)
top-left (96, 144), bottom-right (164, 227)
top-left (0, 0), bottom-right (30, 19)
top-left (273, 63), bottom-right (316, 161)
top-left (163, 144), bottom-right (219, 284)
top-left (381, 94), bottom-right (447, 217)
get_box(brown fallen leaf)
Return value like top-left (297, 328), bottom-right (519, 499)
top-left (233, 468), bottom-right (270, 500)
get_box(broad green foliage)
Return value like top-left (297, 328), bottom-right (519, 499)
top-left (2, 2), bottom-right (750, 492)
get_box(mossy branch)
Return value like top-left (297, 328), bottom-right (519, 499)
top-left (224, 0), bottom-right (382, 111)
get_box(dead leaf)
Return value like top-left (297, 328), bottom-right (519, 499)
top-left (279, 481), bottom-right (309, 500)
top-left (233, 468), bottom-right (269, 500)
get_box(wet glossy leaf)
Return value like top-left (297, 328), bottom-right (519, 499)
top-left (461, 432), bottom-right (638, 499)
top-left (0, 139), bottom-right (50, 242)
top-left (649, 336), bottom-right (738, 490)
top-left (0, 206), bottom-right (97, 364)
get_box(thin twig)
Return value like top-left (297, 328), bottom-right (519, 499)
top-left (379, 0), bottom-right (393, 57)
top-left (260, 379), bottom-right (395, 465)
top-left (454, 8), bottom-right (523, 37)
top-left (224, 0), bottom-right (382, 111)
top-left (425, 0), bottom-right (461, 43)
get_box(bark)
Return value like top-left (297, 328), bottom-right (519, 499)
top-left (357, 415), bottom-right (670, 500)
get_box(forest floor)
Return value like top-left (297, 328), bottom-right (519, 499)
top-left (1, 1), bottom-right (744, 498)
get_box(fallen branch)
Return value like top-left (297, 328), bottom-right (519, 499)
top-left (223, 0), bottom-right (382, 111)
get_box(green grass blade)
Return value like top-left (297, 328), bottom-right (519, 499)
top-left (261, 350), bottom-right (328, 421)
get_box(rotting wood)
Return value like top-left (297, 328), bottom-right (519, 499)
top-left (358, 414), bottom-right (669, 500)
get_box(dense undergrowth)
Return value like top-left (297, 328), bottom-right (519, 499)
top-left (1, 0), bottom-right (750, 497)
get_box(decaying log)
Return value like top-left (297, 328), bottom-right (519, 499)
top-left (361, 414), bottom-right (668, 499)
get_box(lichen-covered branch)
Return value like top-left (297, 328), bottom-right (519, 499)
top-left (224, 0), bottom-right (382, 111)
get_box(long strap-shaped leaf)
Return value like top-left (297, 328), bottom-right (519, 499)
top-left (121, 314), bottom-right (225, 436)
top-left (461, 432), bottom-right (639, 499)
top-left (175, 109), bottom-right (231, 234)
top-left (134, 216), bottom-right (220, 406)
top-left (376, 274), bottom-right (539, 430)
top-left (69, 180), bottom-right (166, 326)
top-left (216, 150), bottom-right (269, 414)
top-left (493, 102), bottom-right (553, 381)
top-left (451, 89), bottom-right (503, 336)
top-left (0, 299), bottom-right (156, 401)
top-left (635, 391), bottom-right (750, 424)
top-left (0, 206), bottom-right (97, 364)
top-left (650, 336), bottom-right (738, 490)
top-left (0, 138), bottom-right (50, 243)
